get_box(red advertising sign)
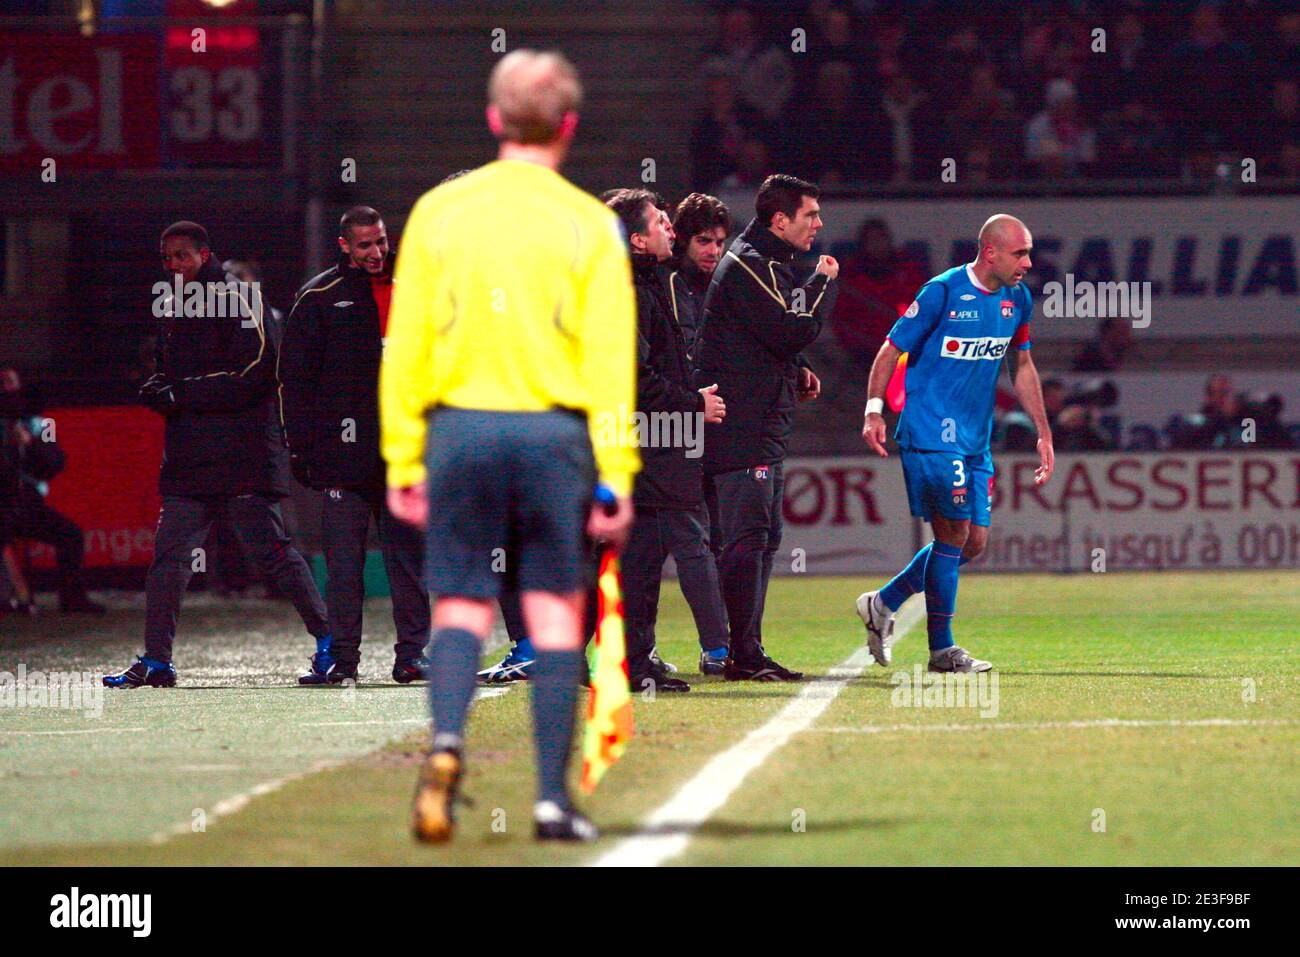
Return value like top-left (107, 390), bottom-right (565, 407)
top-left (0, 33), bottom-right (161, 170)
top-left (25, 406), bottom-right (163, 570)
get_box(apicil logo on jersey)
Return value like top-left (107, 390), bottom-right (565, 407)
top-left (1000, 299), bottom-right (1015, 318)
top-left (941, 336), bottom-right (1012, 360)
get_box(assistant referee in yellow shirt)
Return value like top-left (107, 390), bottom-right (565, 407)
top-left (381, 49), bottom-right (639, 844)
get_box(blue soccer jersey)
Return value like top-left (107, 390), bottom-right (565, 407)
top-left (886, 264), bottom-right (1032, 455)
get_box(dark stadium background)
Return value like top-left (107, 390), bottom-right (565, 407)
top-left (1, 0), bottom-right (1297, 596)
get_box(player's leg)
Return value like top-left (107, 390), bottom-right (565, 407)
top-left (753, 461), bottom-right (785, 659)
top-left (925, 452), bottom-right (992, 673)
top-left (413, 595), bottom-right (494, 844)
top-left (713, 465), bottom-right (793, 679)
top-left (622, 507), bottom-right (687, 691)
top-left (860, 450), bottom-right (988, 664)
top-left (309, 486), bottom-right (367, 683)
top-left (478, 580), bottom-right (536, 683)
top-left (513, 410), bottom-right (601, 840)
top-left (666, 503), bottom-right (730, 675)
top-left (8, 491), bottom-right (102, 614)
top-left (411, 409), bottom-right (511, 843)
top-left (226, 492), bottom-right (331, 659)
top-left (104, 495), bottom-right (214, 687)
top-left (375, 485), bottom-right (433, 683)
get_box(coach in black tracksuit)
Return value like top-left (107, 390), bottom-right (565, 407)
top-left (104, 222), bottom-right (330, 687)
top-left (693, 175), bottom-right (838, 681)
top-left (277, 207), bottom-right (431, 684)
top-left (605, 189), bottom-right (729, 692)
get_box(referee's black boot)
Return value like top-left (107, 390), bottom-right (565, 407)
top-left (534, 800), bottom-right (598, 842)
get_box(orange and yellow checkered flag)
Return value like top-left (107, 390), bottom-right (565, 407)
top-left (580, 549), bottom-right (633, 793)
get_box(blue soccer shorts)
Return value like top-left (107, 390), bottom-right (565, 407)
top-left (899, 447), bottom-right (994, 527)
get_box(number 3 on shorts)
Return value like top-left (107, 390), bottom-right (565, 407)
top-left (952, 458), bottom-right (965, 486)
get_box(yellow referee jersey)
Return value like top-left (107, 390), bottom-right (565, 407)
top-left (380, 159), bottom-right (641, 495)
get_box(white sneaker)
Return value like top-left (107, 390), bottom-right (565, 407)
top-left (928, 645), bottom-right (992, 673)
top-left (856, 591), bottom-right (895, 666)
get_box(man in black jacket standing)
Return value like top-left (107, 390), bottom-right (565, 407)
top-left (278, 206), bottom-right (431, 685)
top-left (605, 189), bottom-right (728, 692)
top-left (667, 193), bottom-right (731, 358)
top-left (104, 221), bottom-right (330, 688)
top-left (693, 174), bottom-right (838, 681)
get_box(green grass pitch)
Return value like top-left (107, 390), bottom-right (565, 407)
top-left (0, 570), bottom-right (1295, 866)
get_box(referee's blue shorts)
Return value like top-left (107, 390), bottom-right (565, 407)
top-left (423, 408), bottom-right (596, 598)
top-left (899, 447), bottom-right (994, 527)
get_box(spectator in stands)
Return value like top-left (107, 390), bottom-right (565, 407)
top-left (1099, 97), bottom-right (1173, 178)
top-left (944, 63), bottom-right (1019, 179)
top-left (1263, 12), bottom-right (1300, 81)
top-left (1257, 79), bottom-right (1300, 177)
top-left (0, 367), bottom-right (104, 614)
top-left (1003, 377), bottom-right (1113, 452)
top-left (789, 61), bottom-right (880, 185)
top-left (1169, 374), bottom-right (1283, 450)
top-left (1083, 12), bottom-right (1152, 109)
top-left (718, 137), bottom-right (775, 191)
top-left (690, 62), bottom-right (774, 191)
top-left (879, 67), bottom-right (930, 183)
top-left (704, 4), bottom-right (793, 122)
top-left (1025, 78), bottom-right (1096, 179)
top-left (1072, 318), bottom-right (1131, 372)
top-left (831, 218), bottom-right (926, 366)
top-left (1167, 2), bottom-right (1250, 154)
top-left (796, 3), bottom-right (864, 92)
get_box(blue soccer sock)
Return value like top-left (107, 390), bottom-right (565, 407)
top-left (923, 541), bottom-right (964, 652)
top-left (513, 636), bottom-right (536, 660)
top-left (315, 633), bottom-right (333, 656)
top-left (879, 543), bottom-right (972, 612)
top-left (704, 646), bottom-right (728, 660)
top-left (427, 627), bottom-right (481, 752)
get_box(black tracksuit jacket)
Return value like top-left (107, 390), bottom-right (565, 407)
top-left (632, 253), bottom-right (706, 510)
top-left (152, 256), bottom-right (288, 498)
top-left (277, 252), bottom-right (393, 490)
top-left (692, 219), bottom-right (837, 474)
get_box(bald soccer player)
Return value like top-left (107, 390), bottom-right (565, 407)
top-left (381, 50), bottom-right (638, 843)
top-left (856, 215), bottom-right (1055, 672)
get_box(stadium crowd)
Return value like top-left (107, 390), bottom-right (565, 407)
top-left (690, 0), bottom-right (1300, 190)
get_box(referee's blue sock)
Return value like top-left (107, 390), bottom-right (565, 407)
top-left (531, 649), bottom-right (583, 806)
top-left (427, 627), bottom-right (480, 752)
top-left (879, 543), bottom-right (972, 612)
top-left (923, 541), bottom-right (964, 652)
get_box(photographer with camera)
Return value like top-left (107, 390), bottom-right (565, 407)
top-left (0, 367), bottom-right (103, 615)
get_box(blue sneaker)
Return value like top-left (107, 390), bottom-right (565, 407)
top-left (103, 656), bottom-right (176, 688)
top-left (476, 640), bottom-right (535, 684)
top-left (299, 650), bottom-right (335, 685)
top-left (699, 647), bottom-right (728, 676)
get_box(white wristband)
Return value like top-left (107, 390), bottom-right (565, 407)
top-left (864, 397), bottom-right (885, 417)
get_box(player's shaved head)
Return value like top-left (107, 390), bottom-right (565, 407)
top-left (974, 213), bottom-right (1033, 288)
top-left (487, 49), bottom-right (583, 144)
top-left (978, 214), bottom-right (1028, 250)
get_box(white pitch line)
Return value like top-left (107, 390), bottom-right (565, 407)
top-left (811, 718), bottom-right (1300, 734)
top-left (149, 759), bottom-right (343, 844)
top-left (592, 599), bottom-right (924, 868)
top-left (0, 727), bottom-right (146, 736)
top-left (146, 642), bottom-right (517, 845)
